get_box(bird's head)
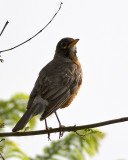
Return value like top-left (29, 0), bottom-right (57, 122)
top-left (54, 38), bottom-right (79, 59)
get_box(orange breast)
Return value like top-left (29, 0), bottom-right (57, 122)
top-left (61, 83), bottom-right (82, 109)
top-left (61, 55), bottom-right (82, 108)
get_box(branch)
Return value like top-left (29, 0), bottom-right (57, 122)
top-left (0, 21), bottom-right (9, 37)
top-left (0, 117), bottom-right (128, 137)
top-left (0, 2), bottom-right (63, 54)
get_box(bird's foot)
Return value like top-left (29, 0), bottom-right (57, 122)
top-left (45, 119), bottom-right (52, 140)
top-left (59, 125), bottom-right (65, 139)
top-left (46, 127), bottom-right (52, 141)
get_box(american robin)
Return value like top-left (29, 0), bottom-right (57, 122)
top-left (12, 37), bottom-right (83, 137)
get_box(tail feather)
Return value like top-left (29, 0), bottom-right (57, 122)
top-left (12, 96), bottom-right (48, 132)
top-left (12, 109), bottom-right (35, 132)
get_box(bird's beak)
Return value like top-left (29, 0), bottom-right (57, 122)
top-left (68, 39), bottom-right (79, 48)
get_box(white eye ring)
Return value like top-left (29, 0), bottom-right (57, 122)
top-left (61, 42), bottom-right (67, 49)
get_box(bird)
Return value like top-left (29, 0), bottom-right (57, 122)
top-left (12, 37), bottom-right (83, 137)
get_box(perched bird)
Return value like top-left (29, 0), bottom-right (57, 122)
top-left (12, 37), bottom-right (83, 136)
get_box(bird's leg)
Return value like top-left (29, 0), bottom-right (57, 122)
top-left (55, 111), bottom-right (64, 138)
top-left (45, 119), bottom-right (51, 141)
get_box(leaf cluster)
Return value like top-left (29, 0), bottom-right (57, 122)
top-left (31, 129), bottom-right (105, 160)
top-left (0, 94), bottom-right (36, 130)
top-left (0, 94), bottom-right (37, 159)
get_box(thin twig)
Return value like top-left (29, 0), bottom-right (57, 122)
top-left (0, 2), bottom-right (63, 54)
top-left (0, 21), bottom-right (9, 62)
top-left (0, 117), bottom-right (128, 137)
top-left (0, 58), bottom-right (4, 63)
top-left (0, 153), bottom-right (5, 160)
top-left (0, 21), bottom-right (9, 36)
top-left (0, 139), bottom-right (5, 159)
top-left (0, 139), bottom-right (5, 143)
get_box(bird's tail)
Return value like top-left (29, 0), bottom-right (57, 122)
top-left (12, 96), bottom-right (48, 132)
top-left (12, 108), bottom-right (36, 132)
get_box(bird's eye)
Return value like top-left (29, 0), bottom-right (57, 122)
top-left (60, 42), bottom-right (67, 49)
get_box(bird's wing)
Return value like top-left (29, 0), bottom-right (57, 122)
top-left (27, 59), bottom-right (82, 119)
top-left (40, 87), bottom-right (71, 120)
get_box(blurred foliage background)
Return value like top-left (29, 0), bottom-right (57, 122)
top-left (0, 93), bottom-right (105, 160)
